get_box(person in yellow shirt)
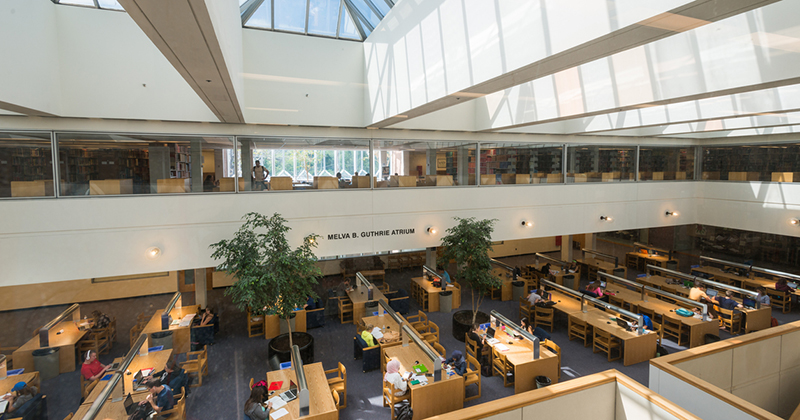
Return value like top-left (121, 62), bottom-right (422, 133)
top-left (360, 324), bottom-right (376, 347)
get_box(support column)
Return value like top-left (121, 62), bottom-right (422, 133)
top-left (240, 139), bottom-right (253, 191)
top-left (456, 146), bottom-right (469, 186)
top-left (190, 139), bottom-right (203, 192)
top-left (561, 235), bottom-right (574, 261)
top-left (426, 247), bottom-right (437, 269)
top-left (426, 150), bottom-right (437, 175)
top-left (585, 233), bottom-right (596, 250)
top-left (195, 268), bottom-right (208, 309)
top-left (639, 229), bottom-right (649, 245)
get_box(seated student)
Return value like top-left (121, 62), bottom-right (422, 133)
top-left (243, 385), bottom-right (272, 420)
top-left (715, 291), bottom-right (744, 322)
top-left (539, 263), bottom-right (551, 275)
top-left (689, 283), bottom-right (718, 318)
top-left (139, 379), bottom-right (175, 418)
top-left (521, 317), bottom-right (551, 341)
top-left (568, 261), bottom-right (579, 273)
top-left (527, 288), bottom-right (545, 306)
top-left (756, 286), bottom-right (771, 305)
top-left (468, 324), bottom-right (489, 365)
top-left (438, 266), bottom-right (451, 284)
top-left (360, 324), bottom-right (376, 347)
top-left (81, 350), bottom-right (110, 381)
top-left (146, 360), bottom-right (187, 397)
top-left (443, 350), bottom-right (467, 376)
top-left (383, 360), bottom-right (409, 396)
top-left (775, 278), bottom-right (795, 293)
top-left (633, 314), bottom-right (653, 330)
top-left (303, 295), bottom-right (317, 310)
top-left (2, 381), bottom-right (37, 415)
top-left (585, 282), bottom-right (604, 298)
top-left (199, 307), bottom-right (215, 327)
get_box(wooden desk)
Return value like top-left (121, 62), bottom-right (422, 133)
top-left (264, 310), bottom-right (307, 340)
top-left (0, 372), bottom-right (39, 395)
top-left (346, 285), bottom-right (387, 324)
top-left (487, 328), bottom-right (559, 394)
top-left (141, 305), bottom-right (199, 354)
top-left (360, 270), bottom-right (386, 283)
top-left (410, 277), bottom-right (461, 312)
top-left (266, 363), bottom-right (338, 420)
top-left (384, 344), bottom-right (463, 420)
top-left (576, 257), bottom-right (627, 282)
top-left (74, 392), bottom-right (148, 419)
top-left (361, 315), bottom-right (401, 340)
top-left (83, 349), bottom-right (174, 405)
top-left (490, 267), bottom-right (514, 301)
top-left (13, 321), bottom-right (88, 374)
top-left (527, 262), bottom-right (580, 290)
top-left (625, 252), bottom-right (677, 272)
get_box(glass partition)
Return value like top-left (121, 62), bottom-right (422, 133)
top-left (237, 137), bottom-right (370, 191)
top-left (479, 143), bottom-right (563, 185)
top-left (702, 143), bottom-right (800, 182)
top-left (639, 146), bottom-right (696, 181)
top-left (0, 131), bottom-right (55, 198)
top-left (372, 140), bottom-right (476, 188)
top-left (56, 133), bottom-right (235, 195)
top-left (567, 145), bottom-right (635, 183)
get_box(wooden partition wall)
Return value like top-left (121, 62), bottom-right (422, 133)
top-left (650, 320), bottom-right (800, 420)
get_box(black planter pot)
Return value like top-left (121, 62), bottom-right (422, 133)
top-left (452, 310), bottom-right (489, 341)
top-left (268, 332), bottom-right (314, 369)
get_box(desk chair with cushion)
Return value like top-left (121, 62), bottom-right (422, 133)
top-left (534, 306), bottom-right (554, 332)
top-left (324, 362), bottom-right (347, 409)
top-left (181, 345), bottom-right (209, 388)
top-left (7, 394), bottom-right (46, 420)
top-left (491, 347), bottom-right (514, 387)
top-left (353, 335), bottom-right (380, 372)
top-left (464, 354), bottom-right (481, 402)
top-left (717, 307), bottom-right (742, 334)
top-left (247, 307), bottom-right (265, 337)
top-left (593, 329), bottom-right (622, 362)
top-left (339, 298), bottom-right (354, 324)
top-left (519, 297), bottom-right (534, 323)
top-left (306, 299), bottom-right (326, 329)
top-left (568, 317), bottom-right (591, 347)
top-left (389, 289), bottom-right (410, 315)
top-left (383, 381), bottom-right (410, 420)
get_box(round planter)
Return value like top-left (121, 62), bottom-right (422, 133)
top-left (452, 310), bottom-right (489, 341)
top-left (268, 332), bottom-right (314, 369)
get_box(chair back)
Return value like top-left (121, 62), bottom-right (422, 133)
top-left (464, 333), bottom-right (477, 358)
top-left (332, 389), bottom-right (341, 409)
top-left (535, 306), bottom-right (553, 319)
top-left (639, 306), bottom-right (656, 320)
top-left (433, 342), bottom-right (445, 356)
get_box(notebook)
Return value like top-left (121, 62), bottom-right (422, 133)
top-left (0, 400), bottom-right (8, 413)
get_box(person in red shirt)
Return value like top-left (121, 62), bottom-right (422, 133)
top-left (80, 350), bottom-right (109, 381)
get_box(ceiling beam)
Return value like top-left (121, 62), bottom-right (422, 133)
top-left (0, 100), bottom-right (59, 117)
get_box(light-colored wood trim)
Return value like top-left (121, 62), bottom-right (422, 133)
top-left (615, 374), bottom-right (702, 420)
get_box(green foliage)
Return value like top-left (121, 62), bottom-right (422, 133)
top-left (438, 217), bottom-right (498, 322)
top-left (210, 212), bottom-right (321, 320)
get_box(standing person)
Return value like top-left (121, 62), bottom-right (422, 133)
top-left (139, 379), bottom-right (175, 417)
top-left (81, 350), bottom-right (110, 381)
top-left (2, 382), bottom-right (37, 415)
top-left (252, 160), bottom-right (269, 191)
top-left (243, 386), bottom-right (272, 420)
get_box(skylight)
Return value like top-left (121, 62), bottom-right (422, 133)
top-left (53, 0), bottom-right (124, 11)
top-left (240, 0), bottom-right (394, 41)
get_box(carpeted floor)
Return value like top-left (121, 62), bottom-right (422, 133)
top-left (2, 242), bottom-right (799, 420)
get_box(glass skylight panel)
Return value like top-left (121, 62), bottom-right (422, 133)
top-left (245, 0), bottom-right (272, 29)
top-left (60, 0), bottom-right (96, 6)
top-left (97, 0), bottom-right (124, 10)
top-left (274, 0), bottom-right (307, 33)
top-left (339, 6), bottom-right (361, 39)
top-left (371, 0), bottom-right (390, 16)
top-left (308, 0), bottom-right (341, 37)
top-left (351, 0), bottom-right (381, 28)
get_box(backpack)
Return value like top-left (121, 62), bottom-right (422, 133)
top-left (395, 401), bottom-right (413, 420)
top-left (772, 317), bottom-right (779, 327)
top-left (252, 380), bottom-right (268, 389)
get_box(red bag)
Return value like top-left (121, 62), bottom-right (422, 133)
top-left (252, 380), bottom-right (268, 389)
top-left (772, 317), bottom-right (779, 327)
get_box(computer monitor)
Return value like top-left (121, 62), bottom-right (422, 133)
top-left (789, 281), bottom-right (798, 289)
top-left (542, 291), bottom-right (551, 300)
top-left (615, 318), bottom-right (632, 331)
top-left (706, 289), bottom-right (718, 297)
top-left (600, 281), bottom-right (606, 288)
top-left (743, 298), bottom-right (756, 308)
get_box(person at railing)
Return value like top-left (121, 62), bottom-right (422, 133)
top-left (252, 160), bottom-right (269, 191)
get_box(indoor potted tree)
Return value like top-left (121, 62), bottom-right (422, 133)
top-left (438, 217), bottom-right (499, 341)
top-left (210, 212), bottom-right (321, 362)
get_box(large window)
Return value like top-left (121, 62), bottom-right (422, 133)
top-left (702, 143), bottom-right (800, 181)
top-left (237, 137), bottom-right (370, 191)
top-left (0, 132), bottom-right (54, 198)
top-left (567, 145), bottom-right (635, 182)
top-left (479, 143), bottom-right (563, 185)
top-left (56, 133), bottom-right (234, 195)
top-left (372, 140), bottom-right (477, 188)
top-left (639, 147), bottom-right (696, 181)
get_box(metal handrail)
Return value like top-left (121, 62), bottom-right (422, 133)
top-left (291, 345), bottom-right (310, 417)
top-left (422, 266), bottom-right (443, 281)
top-left (647, 265), bottom-right (761, 310)
top-left (699, 256), bottom-right (751, 271)
top-left (489, 310), bottom-right (539, 359)
top-left (400, 323), bottom-right (441, 377)
top-left (490, 258), bottom-right (514, 272)
top-left (40, 303), bottom-right (80, 347)
top-left (377, 299), bottom-right (404, 327)
top-left (163, 292), bottom-right (182, 315)
top-left (82, 334), bottom-right (148, 420)
top-left (750, 266), bottom-right (800, 283)
top-left (540, 279), bottom-right (645, 334)
top-left (356, 272), bottom-right (373, 289)
top-left (599, 271), bottom-right (711, 319)
top-left (581, 248), bottom-right (619, 268)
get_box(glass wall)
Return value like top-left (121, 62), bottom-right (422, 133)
top-left (237, 137), bottom-right (371, 190)
top-left (639, 146), bottom-right (696, 181)
top-left (479, 143), bottom-right (563, 184)
top-left (372, 140), bottom-right (476, 188)
top-left (0, 131), bottom-right (54, 198)
top-left (567, 145), bottom-right (635, 182)
top-left (56, 133), bottom-right (235, 195)
top-left (702, 143), bottom-right (800, 181)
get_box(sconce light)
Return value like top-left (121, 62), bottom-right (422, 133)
top-left (521, 220), bottom-right (533, 227)
top-left (791, 218), bottom-right (799, 226)
top-left (600, 216), bottom-right (613, 222)
top-left (307, 237), bottom-right (316, 244)
top-left (427, 226), bottom-right (437, 235)
top-left (665, 211), bottom-right (679, 217)
top-left (146, 247), bottom-right (161, 259)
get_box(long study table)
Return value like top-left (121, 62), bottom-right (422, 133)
top-left (692, 266), bottom-right (800, 298)
top-left (481, 326), bottom-right (559, 393)
top-left (545, 289), bottom-right (657, 366)
top-left (346, 284), bottom-right (387, 324)
top-left (526, 262), bottom-right (580, 290)
top-left (575, 257), bottom-right (627, 282)
top-left (141, 305), bottom-right (199, 354)
top-left (0, 372), bottom-right (39, 395)
top-left (266, 362), bottom-right (338, 420)
top-left (625, 252), bottom-right (677, 272)
top-left (13, 321), bottom-right (88, 374)
top-left (410, 277), bottom-right (461, 311)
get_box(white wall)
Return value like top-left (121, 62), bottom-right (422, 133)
top-left (0, 0), bottom-right (62, 115)
top-left (204, 0), bottom-right (245, 114)
top-left (242, 30), bottom-right (365, 126)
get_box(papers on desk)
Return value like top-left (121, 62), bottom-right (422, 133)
top-left (494, 343), bottom-right (510, 352)
top-left (410, 374), bottom-right (428, 385)
top-left (0, 400), bottom-right (8, 413)
top-left (171, 319), bottom-right (181, 326)
top-left (178, 314), bottom-right (196, 327)
top-left (446, 284), bottom-right (454, 288)
top-left (371, 327), bottom-right (384, 340)
top-left (486, 338), bottom-right (500, 346)
top-left (270, 408), bottom-right (289, 419)
top-left (268, 395), bottom-right (287, 410)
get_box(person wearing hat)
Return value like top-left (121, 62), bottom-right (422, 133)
top-left (2, 381), bottom-right (37, 414)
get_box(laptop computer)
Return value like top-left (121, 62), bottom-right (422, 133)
top-left (132, 370), bottom-right (148, 391)
top-left (616, 318), bottom-right (633, 331)
top-left (110, 361), bottom-right (121, 371)
top-left (743, 297), bottom-right (756, 308)
top-left (600, 281), bottom-right (607, 288)
top-left (123, 393), bottom-right (136, 415)
top-left (706, 289), bottom-right (718, 297)
top-left (486, 326), bottom-right (496, 339)
top-left (789, 281), bottom-right (798, 289)
top-left (279, 380), bottom-right (298, 402)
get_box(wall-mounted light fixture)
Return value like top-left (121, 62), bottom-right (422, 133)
top-left (791, 218), bottom-right (799, 226)
top-left (307, 237), bottom-right (316, 244)
top-left (665, 211), bottom-right (679, 217)
top-left (146, 247), bottom-right (161, 259)
top-left (427, 226), bottom-right (437, 235)
top-left (521, 220), bottom-right (533, 227)
top-left (600, 216), bottom-right (613, 222)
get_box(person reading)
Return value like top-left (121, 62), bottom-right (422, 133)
top-left (443, 350), bottom-right (467, 376)
top-left (384, 360), bottom-right (409, 396)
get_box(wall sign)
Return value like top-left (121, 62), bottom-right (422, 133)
top-left (327, 228), bottom-right (415, 240)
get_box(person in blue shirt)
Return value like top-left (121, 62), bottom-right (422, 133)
top-left (438, 266), bottom-right (451, 283)
top-left (636, 313), bottom-right (653, 330)
top-left (444, 350), bottom-right (467, 376)
top-left (303, 295), bottom-right (316, 310)
top-left (140, 379), bottom-right (175, 416)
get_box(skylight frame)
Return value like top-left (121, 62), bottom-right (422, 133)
top-left (51, 0), bottom-right (125, 12)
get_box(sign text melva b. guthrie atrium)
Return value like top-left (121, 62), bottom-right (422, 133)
top-left (326, 228), bottom-right (415, 240)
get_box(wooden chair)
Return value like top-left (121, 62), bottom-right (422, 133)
top-left (407, 311), bottom-right (428, 332)
top-left (108, 317), bottom-right (117, 344)
top-left (519, 297), bottom-right (534, 323)
top-left (383, 381), bottom-right (410, 420)
top-left (487, 283), bottom-right (502, 300)
top-left (160, 391), bottom-right (186, 419)
top-left (568, 317), bottom-right (591, 347)
top-left (652, 321), bottom-right (664, 347)
top-left (247, 307), bottom-right (265, 337)
top-left (248, 378), bottom-right (254, 389)
top-left (80, 375), bottom-right (99, 400)
top-left (464, 354), bottom-right (481, 402)
top-left (534, 306), bottom-right (554, 332)
top-left (339, 298), bottom-right (354, 324)
top-left (662, 317), bottom-right (688, 347)
top-left (324, 362), bottom-right (347, 409)
top-left (181, 345), bottom-right (209, 387)
top-left (421, 321), bottom-right (439, 344)
top-left (380, 341), bottom-right (401, 374)
top-left (433, 342), bottom-right (445, 357)
top-left (129, 324), bottom-right (144, 348)
top-left (608, 295), bottom-right (626, 310)
top-left (331, 389), bottom-right (342, 410)
top-left (464, 333), bottom-right (478, 360)
top-left (78, 330), bottom-right (110, 357)
top-left (593, 329), bottom-right (621, 362)
top-left (768, 289), bottom-right (791, 313)
top-left (542, 339), bottom-right (561, 380)
top-left (0, 346), bottom-right (18, 369)
top-left (63, 414), bottom-right (74, 420)
top-left (718, 307), bottom-right (742, 334)
top-left (491, 347), bottom-right (514, 387)
top-left (638, 306), bottom-right (658, 324)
